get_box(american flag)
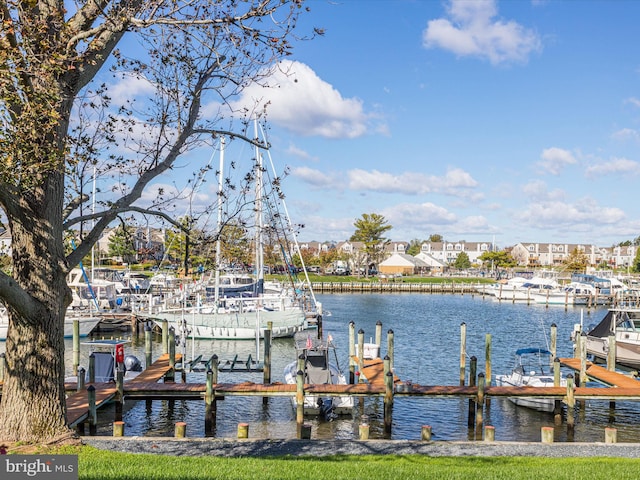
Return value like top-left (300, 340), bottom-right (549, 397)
top-left (306, 335), bottom-right (313, 350)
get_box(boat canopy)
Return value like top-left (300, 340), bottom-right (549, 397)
top-left (515, 347), bottom-right (552, 356)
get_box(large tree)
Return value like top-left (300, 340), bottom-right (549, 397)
top-left (0, 0), bottom-right (311, 442)
top-left (350, 213), bottom-right (392, 275)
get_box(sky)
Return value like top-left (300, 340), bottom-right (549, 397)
top-left (154, 0), bottom-right (640, 249)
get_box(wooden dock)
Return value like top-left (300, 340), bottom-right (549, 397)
top-left (57, 350), bottom-right (640, 429)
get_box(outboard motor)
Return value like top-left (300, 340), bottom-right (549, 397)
top-left (124, 354), bottom-right (142, 372)
top-left (317, 398), bottom-right (337, 422)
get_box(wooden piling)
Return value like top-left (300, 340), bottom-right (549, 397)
top-left (460, 322), bottom-right (467, 386)
top-left (145, 324), bottom-right (153, 370)
top-left (375, 321), bottom-right (383, 350)
top-left (475, 373), bottom-right (485, 436)
top-left (296, 368), bottom-right (304, 437)
top-left (73, 319), bottom-right (80, 376)
top-left (162, 319), bottom-right (169, 354)
top-left (205, 369), bottom-right (213, 408)
top-left (349, 321), bottom-right (356, 384)
top-left (421, 425), bottom-right (432, 441)
top-left (77, 367), bottom-right (85, 392)
top-left (485, 333), bottom-right (492, 409)
top-left (115, 365), bottom-right (124, 421)
top-left (550, 323), bottom-right (557, 359)
top-left (87, 385), bottom-right (97, 435)
top-left (607, 333), bottom-right (616, 372)
top-left (166, 327), bottom-right (176, 382)
top-left (553, 357), bottom-right (562, 423)
top-left (566, 374), bottom-right (575, 431)
top-left (300, 423), bottom-right (312, 440)
top-left (113, 421), bottom-right (125, 437)
top-left (175, 422), bottom-right (187, 438)
top-left (579, 332), bottom-right (587, 386)
top-left (467, 356), bottom-right (477, 427)
top-left (607, 333), bottom-right (616, 409)
top-left (210, 354), bottom-right (219, 384)
top-left (484, 425), bottom-right (495, 442)
top-left (238, 423), bottom-right (249, 438)
top-left (357, 329), bottom-right (365, 382)
top-left (88, 353), bottom-right (95, 383)
top-left (605, 427), bottom-right (617, 444)
top-left (541, 426), bottom-right (554, 443)
top-left (264, 322), bottom-right (272, 385)
top-left (384, 370), bottom-right (394, 437)
top-left (387, 329), bottom-right (394, 374)
top-left (359, 419), bottom-right (370, 440)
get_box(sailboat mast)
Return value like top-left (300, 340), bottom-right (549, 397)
top-left (254, 120), bottom-right (264, 295)
top-left (214, 137), bottom-right (225, 307)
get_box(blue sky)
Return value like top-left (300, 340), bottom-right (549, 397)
top-left (151, 0), bottom-right (640, 249)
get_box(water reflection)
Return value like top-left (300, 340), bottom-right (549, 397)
top-left (2, 294), bottom-right (640, 442)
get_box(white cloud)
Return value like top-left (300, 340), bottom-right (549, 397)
top-left (536, 147), bottom-right (577, 175)
top-left (522, 180), bottom-right (566, 201)
top-left (347, 167), bottom-right (479, 197)
top-left (108, 73), bottom-right (156, 106)
top-left (624, 97), bottom-right (640, 108)
top-left (518, 197), bottom-right (625, 228)
top-left (585, 157), bottom-right (640, 178)
top-left (286, 144), bottom-right (315, 161)
top-left (381, 202), bottom-right (493, 238)
top-left (611, 128), bottom-right (640, 142)
top-left (382, 202), bottom-right (457, 226)
top-left (231, 60), bottom-right (380, 139)
top-left (423, 0), bottom-right (542, 65)
top-left (292, 166), bottom-right (337, 188)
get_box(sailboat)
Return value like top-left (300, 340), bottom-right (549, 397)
top-left (0, 304), bottom-right (101, 341)
top-left (151, 127), bottom-right (318, 340)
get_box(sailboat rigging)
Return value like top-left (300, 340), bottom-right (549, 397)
top-left (151, 123), bottom-right (318, 340)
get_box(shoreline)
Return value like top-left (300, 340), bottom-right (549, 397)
top-left (82, 437), bottom-right (640, 458)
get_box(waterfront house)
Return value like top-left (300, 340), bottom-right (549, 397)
top-left (378, 253), bottom-right (429, 276)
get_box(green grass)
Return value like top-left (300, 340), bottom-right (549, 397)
top-left (42, 446), bottom-right (640, 480)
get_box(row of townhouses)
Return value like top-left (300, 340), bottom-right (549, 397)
top-left (299, 240), bottom-right (639, 269)
top-left (0, 227), bottom-right (637, 269)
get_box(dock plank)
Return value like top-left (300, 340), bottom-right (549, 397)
top-left (128, 353), bottom-right (182, 384)
top-left (559, 357), bottom-right (640, 388)
top-left (66, 384), bottom-right (117, 426)
top-left (350, 356), bottom-right (401, 385)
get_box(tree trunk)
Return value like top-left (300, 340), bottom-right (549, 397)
top-left (0, 175), bottom-right (71, 442)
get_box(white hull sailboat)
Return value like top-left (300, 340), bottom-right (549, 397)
top-left (152, 306), bottom-right (308, 340)
top-left (151, 128), bottom-right (318, 340)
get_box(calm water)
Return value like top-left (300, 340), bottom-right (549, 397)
top-left (4, 293), bottom-right (640, 442)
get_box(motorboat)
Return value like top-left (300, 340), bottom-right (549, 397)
top-left (579, 308), bottom-right (640, 370)
top-left (67, 267), bottom-right (123, 311)
top-left (492, 276), bottom-right (559, 302)
top-left (533, 282), bottom-right (597, 306)
top-left (495, 347), bottom-right (566, 412)
top-left (0, 307), bottom-right (101, 341)
top-left (65, 339), bottom-right (143, 383)
top-left (283, 332), bottom-right (353, 420)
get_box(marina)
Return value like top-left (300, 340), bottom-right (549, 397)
top-left (3, 293), bottom-right (640, 442)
